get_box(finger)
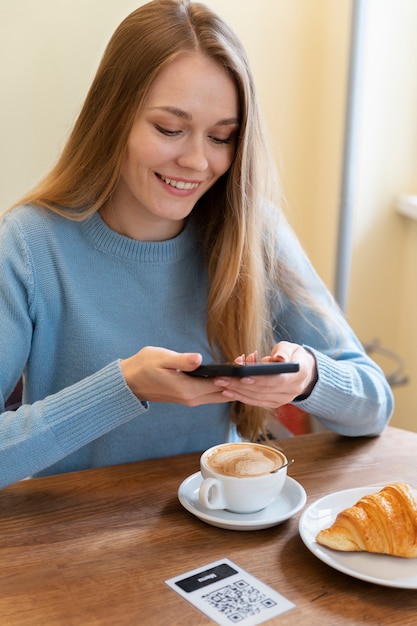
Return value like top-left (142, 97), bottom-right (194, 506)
top-left (245, 350), bottom-right (258, 364)
top-left (179, 384), bottom-right (235, 406)
top-left (270, 341), bottom-right (299, 362)
top-left (220, 387), bottom-right (293, 408)
top-left (175, 353), bottom-right (203, 372)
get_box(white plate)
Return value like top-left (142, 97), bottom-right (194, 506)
top-left (299, 485), bottom-right (417, 589)
top-left (178, 472), bottom-right (306, 531)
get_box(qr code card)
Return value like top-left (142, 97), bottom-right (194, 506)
top-left (165, 558), bottom-right (295, 625)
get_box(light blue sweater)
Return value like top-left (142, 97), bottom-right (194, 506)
top-left (0, 206), bottom-right (393, 487)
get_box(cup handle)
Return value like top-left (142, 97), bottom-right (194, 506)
top-left (199, 477), bottom-right (225, 510)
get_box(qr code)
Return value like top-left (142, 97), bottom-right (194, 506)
top-left (202, 579), bottom-right (277, 623)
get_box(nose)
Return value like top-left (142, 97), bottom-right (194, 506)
top-left (176, 136), bottom-right (209, 172)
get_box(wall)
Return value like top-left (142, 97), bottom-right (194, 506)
top-left (1, 1), bottom-right (416, 428)
top-left (0, 1), bottom-right (140, 209)
top-left (346, 0), bottom-right (417, 429)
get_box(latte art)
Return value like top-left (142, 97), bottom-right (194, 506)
top-left (205, 444), bottom-right (282, 477)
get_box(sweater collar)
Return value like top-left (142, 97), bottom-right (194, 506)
top-left (81, 212), bottom-right (198, 263)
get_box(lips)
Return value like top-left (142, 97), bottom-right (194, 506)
top-left (157, 173), bottom-right (200, 191)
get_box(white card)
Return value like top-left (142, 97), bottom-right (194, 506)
top-left (165, 558), bottom-right (295, 626)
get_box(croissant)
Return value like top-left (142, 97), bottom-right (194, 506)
top-left (316, 482), bottom-right (417, 558)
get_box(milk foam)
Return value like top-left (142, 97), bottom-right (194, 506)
top-left (206, 445), bottom-right (281, 477)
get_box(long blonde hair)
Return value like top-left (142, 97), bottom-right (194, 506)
top-left (12, 0), bottom-right (325, 440)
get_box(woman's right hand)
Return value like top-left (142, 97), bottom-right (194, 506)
top-left (120, 346), bottom-right (230, 406)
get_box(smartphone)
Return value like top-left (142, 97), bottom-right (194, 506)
top-left (186, 362), bottom-right (299, 377)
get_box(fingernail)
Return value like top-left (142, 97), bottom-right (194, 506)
top-left (214, 379), bottom-right (229, 387)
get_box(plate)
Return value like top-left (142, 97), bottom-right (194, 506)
top-left (178, 472), bottom-right (306, 531)
top-left (299, 485), bottom-right (417, 589)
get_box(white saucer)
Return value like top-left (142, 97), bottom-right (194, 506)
top-left (299, 485), bottom-right (417, 589)
top-left (178, 472), bottom-right (307, 531)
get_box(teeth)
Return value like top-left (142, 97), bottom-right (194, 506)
top-left (160, 176), bottom-right (199, 190)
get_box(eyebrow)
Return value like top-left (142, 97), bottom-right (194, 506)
top-left (150, 105), bottom-right (239, 126)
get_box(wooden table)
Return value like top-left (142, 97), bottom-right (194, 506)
top-left (1, 425), bottom-right (417, 625)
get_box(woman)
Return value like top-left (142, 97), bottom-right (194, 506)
top-left (0, 0), bottom-right (393, 488)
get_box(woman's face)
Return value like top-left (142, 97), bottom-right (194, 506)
top-left (106, 52), bottom-right (240, 241)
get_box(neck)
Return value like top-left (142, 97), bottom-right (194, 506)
top-left (99, 202), bottom-right (185, 242)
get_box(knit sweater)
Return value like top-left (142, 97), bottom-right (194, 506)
top-left (0, 206), bottom-right (393, 487)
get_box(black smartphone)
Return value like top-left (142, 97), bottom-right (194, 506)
top-left (186, 362), bottom-right (299, 377)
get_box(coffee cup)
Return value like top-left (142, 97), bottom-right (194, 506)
top-left (199, 442), bottom-right (288, 514)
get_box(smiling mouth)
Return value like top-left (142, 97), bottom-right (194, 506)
top-left (157, 174), bottom-right (200, 191)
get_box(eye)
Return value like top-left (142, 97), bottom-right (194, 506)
top-left (209, 129), bottom-right (238, 145)
top-left (209, 132), bottom-right (238, 145)
top-left (155, 124), bottom-right (181, 137)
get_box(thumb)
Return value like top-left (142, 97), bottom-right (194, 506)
top-left (176, 352), bottom-right (203, 372)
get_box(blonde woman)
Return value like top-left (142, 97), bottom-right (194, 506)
top-left (0, 0), bottom-right (393, 488)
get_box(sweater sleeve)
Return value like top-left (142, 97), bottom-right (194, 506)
top-left (0, 362), bottom-right (148, 488)
top-left (274, 217), bottom-right (394, 436)
top-left (0, 214), bottom-right (148, 488)
top-left (294, 348), bottom-right (393, 436)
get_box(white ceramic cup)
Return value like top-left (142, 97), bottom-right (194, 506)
top-left (199, 442), bottom-right (288, 514)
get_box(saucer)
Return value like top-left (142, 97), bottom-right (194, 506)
top-left (178, 472), bottom-right (307, 531)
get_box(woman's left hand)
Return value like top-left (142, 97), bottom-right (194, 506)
top-left (213, 341), bottom-right (318, 408)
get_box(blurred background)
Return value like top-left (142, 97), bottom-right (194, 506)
top-left (1, 0), bottom-right (416, 430)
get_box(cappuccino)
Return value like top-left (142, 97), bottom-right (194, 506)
top-left (204, 443), bottom-right (283, 478)
top-left (199, 442), bottom-right (288, 513)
